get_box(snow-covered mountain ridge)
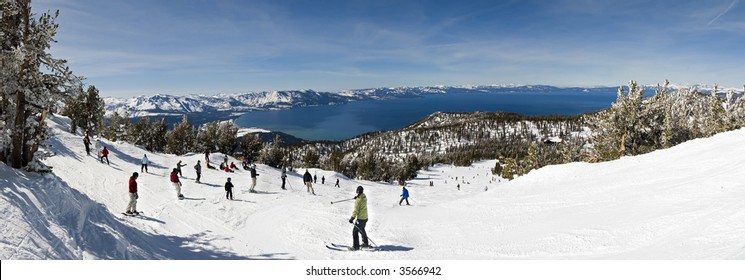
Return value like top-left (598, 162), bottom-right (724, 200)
top-left (103, 85), bottom-right (611, 117)
top-left (105, 84), bottom-right (744, 119)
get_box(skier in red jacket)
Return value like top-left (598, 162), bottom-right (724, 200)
top-left (170, 168), bottom-right (184, 199)
top-left (100, 146), bottom-right (110, 164)
top-left (125, 172), bottom-right (139, 215)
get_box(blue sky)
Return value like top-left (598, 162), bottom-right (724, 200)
top-left (34, 0), bottom-right (745, 97)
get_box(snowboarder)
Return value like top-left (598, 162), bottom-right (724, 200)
top-left (322, 176), bottom-right (325, 185)
top-left (83, 135), bottom-right (91, 155)
top-left (230, 162), bottom-right (238, 171)
top-left (170, 168), bottom-right (184, 199)
top-left (399, 186), bottom-right (410, 206)
top-left (141, 154), bottom-right (149, 173)
top-left (194, 160), bottom-right (202, 183)
top-left (249, 165), bottom-right (259, 192)
top-left (457, 183), bottom-right (460, 191)
top-left (281, 167), bottom-right (287, 190)
top-left (125, 172), bottom-right (139, 215)
top-left (206, 161), bottom-right (216, 170)
top-left (100, 146), bottom-right (110, 164)
top-left (314, 174), bottom-right (317, 183)
top-left (334, 178), bottom-right (340, 188)
top-left (94, 138), bottom-right (101, 159)
top-left (225, 177), bottom-right (234, 200)
top-left (223, 154), bottom-right (228, 166)
top-left (205, 151), bottom-right (209, 163)
top-left (176, 160), bottom-right (186, 177)
top-left (349, 186), bottom-right (369, 250)
top-left (303, 169), bottom-right (315, 195)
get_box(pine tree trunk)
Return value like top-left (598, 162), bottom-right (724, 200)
top-left (10, 0), bottom-right (31, 169)
top-left (11, 89), bottom-right (26, 168)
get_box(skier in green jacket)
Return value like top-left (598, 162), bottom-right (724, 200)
top-left (349, 185), bottom-right (370, 250)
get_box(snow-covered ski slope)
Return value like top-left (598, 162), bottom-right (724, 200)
top-left (1, 115), bottom-right (743, 260)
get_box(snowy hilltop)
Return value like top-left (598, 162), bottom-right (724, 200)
top-left (1, 115), bottom-right (743, 259)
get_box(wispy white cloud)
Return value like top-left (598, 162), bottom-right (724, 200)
top-left (709, 0), bottom-right (740, 26)
top-left (29, 0), bottom-right (745, 96)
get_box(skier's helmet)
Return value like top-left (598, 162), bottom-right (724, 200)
top-left (356, 186), bottom-right (364, 194)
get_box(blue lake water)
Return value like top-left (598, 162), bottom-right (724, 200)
top-left (235, 89), bottom-right (619, 141)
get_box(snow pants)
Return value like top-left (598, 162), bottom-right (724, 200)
top-left (250, 177), bottom-right (257, 191)
top-left (399, 197), bottom-right (410, 205)
top-left (141, 163), bottom-right (148, 173)
top-left (352, 219), bottom-right (369, 249)
top-left (172, 182), bottom-right (182, 197)
top-left (305, 182), bottom-right (315, 195)
top-left (126, 192), bottom-right (138, 212)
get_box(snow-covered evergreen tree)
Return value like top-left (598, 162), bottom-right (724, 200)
top-left (63, 85), bottom-right (104, 136)
top-left (215, 121), bottom-right (238, 155)
top-left (103, 111), bottom-right (130, 141)
top-left (240, 133), bottom-right (262, 162)
top-left (127, 117), bottom-right (150, 149)
top-left (148, 118), bottom-right (168, 152)
top-left (196, 121), bottom-right (219, 154)
top-left (165, 115), bottom-right (195, 155)
top-left (1, 0), bottom-right (82, 169)
top-left (259, 134), bottom-right (284, 167)
top-left (303, 149), bottom-right (320, 168)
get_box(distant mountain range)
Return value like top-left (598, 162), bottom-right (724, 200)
top-left (103, 85), bottom-right (611, 118)
top-left (104, 84), bottom-right (742, 118)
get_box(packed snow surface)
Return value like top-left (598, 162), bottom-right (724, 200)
top-left (1, 116), bottom-right (743, 259)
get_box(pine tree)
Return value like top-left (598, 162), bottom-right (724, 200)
top-left (63, 85), bottom-right (104, 136)
top-left (103, 111), bottom-right (130, 141)
top-left (522, 143), bottom-right (538, 174)
top-left (240, 133), bottom-right (263, 161)
top-left (165, 115), bottom-right (195, 155)
top-left (260, 134), bottom-right (284, 167)
top-left (303, 149), bottom-right (320, 168)
top-left (1, 1), bottom-right (81, 169)
top-left (325, 149), bottom-right (344, 172)
top-left (196, 121), bottom-right (219, 154)
top-left (705, 86), bottom-right (726, 137)
top-left (590, 81), bottom-right (646, 160)
top-left (148, 118), bottom-right (168, 152)
top-left (128, 117), bottom-right (150, 148)
top-left (215, 121), bottom-right (238, 155)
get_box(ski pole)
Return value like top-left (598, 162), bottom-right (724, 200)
top-left (353, 222), bottom-right (377, 247)
top-left (330, 197), bottom-right (355, 204)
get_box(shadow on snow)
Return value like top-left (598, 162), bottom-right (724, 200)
top-left (0, 166), bottom-right (292, 260)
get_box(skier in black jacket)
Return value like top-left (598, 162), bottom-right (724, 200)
top-left (225, 178), bottom-right (234, 200)
top-left (249, 165), bottom-right (259, 193)
top-left (303, 169), bottom-right (315, 195)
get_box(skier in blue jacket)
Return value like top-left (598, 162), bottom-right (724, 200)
top-left (399, 186), bottom-right (410, 206)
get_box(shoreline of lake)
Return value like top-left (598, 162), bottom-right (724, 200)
top-left (234, 89), bottom-right (620, 141)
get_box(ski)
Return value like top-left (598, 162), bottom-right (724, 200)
top-left (326, 242), bottom-right (377, 251)
top-left (122, 211), bottom-right (143, 217)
